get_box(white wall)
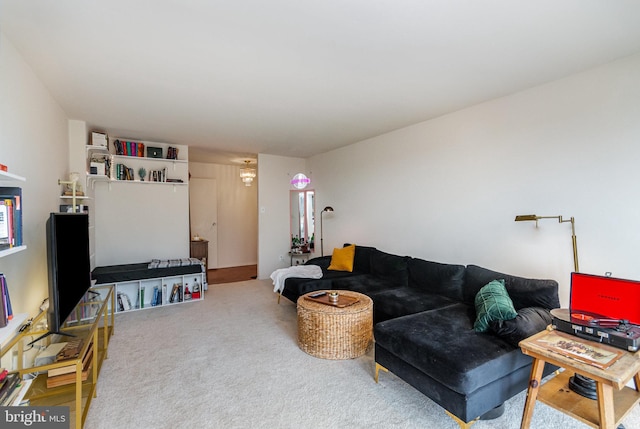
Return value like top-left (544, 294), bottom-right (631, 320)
top-left (189, 162), bottom-right (258, 268)
top-left (257, 154), bottom-right (306, 279)
top-left (305, 53), bottom-right (640, 307)
top-left (94, 182), bottom-right (190, 266)
top-left (0, 32), bottom-right (69, 316)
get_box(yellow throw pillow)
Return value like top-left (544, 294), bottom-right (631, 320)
top-left (328, 244), bottom-right (356, 272)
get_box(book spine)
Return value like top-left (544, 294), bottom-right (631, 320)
top-left (3, 275), bottom-right (12, 320)
top-left (13, 195), bottom-right (21, 246)
top-left (0, 274), bottom-right (7, 327)
top-left (4, 200), bottom-right (13, 247)
top-left (0, 201), bottom-right (8, 249)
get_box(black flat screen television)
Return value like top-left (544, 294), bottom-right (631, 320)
top-left (39, 212), bottom-right (92, 342)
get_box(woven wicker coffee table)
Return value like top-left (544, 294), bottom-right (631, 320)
top-left (297, 290), bottom-right (373, 360)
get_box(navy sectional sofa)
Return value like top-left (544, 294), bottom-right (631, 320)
top-left (280, 245), bottom-right (560, 428)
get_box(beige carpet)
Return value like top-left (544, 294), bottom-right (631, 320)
top-left (85, 279), bottom-right (640, 429)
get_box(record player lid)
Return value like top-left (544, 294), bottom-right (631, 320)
top-left (570, 272), bottom-right (640, 326)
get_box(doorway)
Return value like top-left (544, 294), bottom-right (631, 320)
top-left (189, 178), bottom-right (218, 269)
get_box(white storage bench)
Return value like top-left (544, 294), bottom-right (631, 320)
top-left (92, 259), bottom-right (206, 313)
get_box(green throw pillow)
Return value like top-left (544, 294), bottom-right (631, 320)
top-left (474, 279), bottom-right (517, 332)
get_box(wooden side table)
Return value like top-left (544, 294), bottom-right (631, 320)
top-left (519, 329), bottom-right (640, 429)
top-left (190, 239), bottom-right (209, 273)
top-left (289, 251), bottom-right (311, 266)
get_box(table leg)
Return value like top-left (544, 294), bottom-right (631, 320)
top-left (520, 358), bottom-right (546, 429)
top-left (596, 381), bottom-right (616, 429)
top-left (634, 372), bottom-right (640, 391)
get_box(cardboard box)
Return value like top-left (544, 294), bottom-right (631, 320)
top-left (91, 132), bottom-right (108, 147)
top-left (90, 162), bottom-right (106, 176)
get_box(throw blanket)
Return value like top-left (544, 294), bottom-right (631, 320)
top-left (271, 265), bottom-right (323, 293)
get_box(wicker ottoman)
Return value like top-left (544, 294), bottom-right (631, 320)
top-left (297, 290), bottom-right (373, 359)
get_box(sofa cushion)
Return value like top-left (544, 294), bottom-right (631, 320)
top-left (489, 307), bottom-right (553, 347)
top-left (344, 244), bottom-right (376, 274)
top-left (408, 258), bottom-right (465, 301)
top-left (463, 265), bottom-right (560, 310)
top-left (370, 249), bottom-right (409, 288)
top-left (331, 274), bottom-right (392, 295)
top-left (304, 255), bottom-right (332, 270)
top-left (473, 280), bottom-right (517, 332)
top-left (368, 287), bottom-right (458, 322)
top-left (374, 304), bottom-right (533, 395)
top-left (328, 244), bottom-right (355, 272)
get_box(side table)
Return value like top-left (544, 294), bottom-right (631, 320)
top-left (297, 290), bottom-right (373, 359)
top-left (190, 239), bottom-right (209, 272)
top-left (519, 328), bottom-right (640, 429)
top-left (289, 251), bottom-right (311, 266)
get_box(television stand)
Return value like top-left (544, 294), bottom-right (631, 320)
top-left (0, 285), bottom-right (115, 429)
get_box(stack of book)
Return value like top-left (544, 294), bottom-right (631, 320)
top-left (0, 187), bottom-right (22, 250)
top-left (114, 164), bottom-right (135, 181)
top-left (0, 369), bottom-right (31, 406)
top-left (113, 139), bottom-right (145, 157)
top-left (46, 341), bottom-right (93, 388)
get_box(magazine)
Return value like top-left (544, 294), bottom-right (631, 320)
top-left (533, 331), bottom-right (625, 369)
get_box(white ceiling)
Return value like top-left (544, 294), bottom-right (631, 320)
top-left (2, 1), bottom-right (640, 164)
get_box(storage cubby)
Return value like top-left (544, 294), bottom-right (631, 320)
top-left (107, 272), bottom-right (205, 314)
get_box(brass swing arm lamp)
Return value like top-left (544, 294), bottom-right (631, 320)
top-left (514, 214), bottom-right (579, 273)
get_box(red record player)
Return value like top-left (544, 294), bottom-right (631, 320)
top-left (551, 272), bottom-right (640, 352)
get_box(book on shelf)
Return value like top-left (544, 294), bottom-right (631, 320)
top-left (117, 292), bottom-right (132, 311)
top-left (54, 338), bottom-right (83, 362)
top-left (0, 187), bottom-right (22, 248)
top-left (0, 372), bottom-right (20, 405)
top-left (169, 283), bottom-right (183, 303)
top-left (46, 354), bottom-right (92, 388)
top-left (66, 291), bottom-right (101, 324)
top-left (6, 378), bottom-right (31, 406)
top-left (48, 342), bottom-right (93, 377)
top-left (0, 273), bottom-right (14, 327)
top-left (113, 139), bottom-right (145, 157)
top-left (151, 285), bottom-right (162, 306)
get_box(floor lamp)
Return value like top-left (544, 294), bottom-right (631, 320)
top-left (515, 214), bottom-right (597, 399)
top-left (320, 206), bottom-right (334, 256)
top-left (514, 215), bottom-right (578, 272)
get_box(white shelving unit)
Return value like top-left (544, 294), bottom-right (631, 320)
top-left (0, 169), bottom-right (27, 345)
top-left (85, 140), bottom-right (188, 186)
top-left (106, 271), bottom-right (205, 314)
top-left (0, 170), bottom-right (26, 258)
top-left (0, 170), bottom-right (26, 182)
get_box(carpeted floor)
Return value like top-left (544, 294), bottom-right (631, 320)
top-left (84, 279), bottom-right (640, 429)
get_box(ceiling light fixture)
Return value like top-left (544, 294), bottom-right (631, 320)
top-left (240, 161), bottom-right (256, 186)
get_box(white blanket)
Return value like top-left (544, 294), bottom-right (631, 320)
top-left (271, 265), bottom-right (323, 293)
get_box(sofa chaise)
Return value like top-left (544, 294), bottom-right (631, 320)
top-left (280, 244), bottom-right (560, 428)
